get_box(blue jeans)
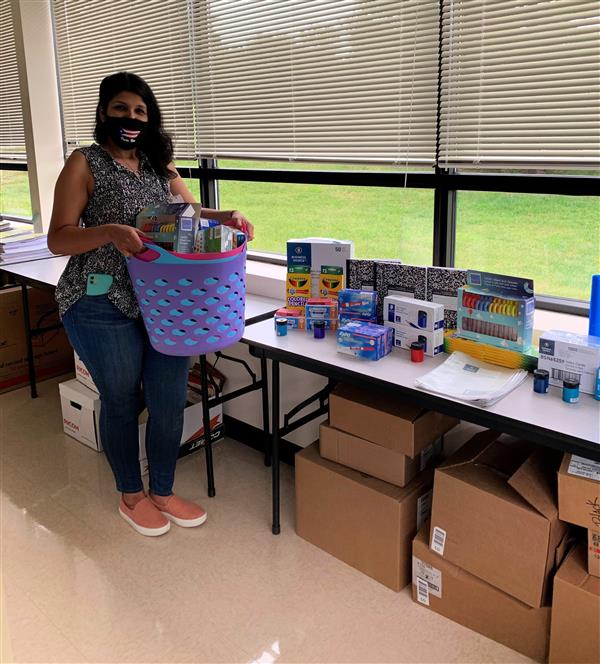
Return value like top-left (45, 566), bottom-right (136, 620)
top-left (62, 295), bottom-right (189, 495)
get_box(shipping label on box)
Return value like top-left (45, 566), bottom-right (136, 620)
top-left (589, 530), bottom-right (600, 578)
top-left (538, 330), bottom-right (600, 395)
top-left (568, 455), bottom-right (600, 482)
top-left (412, 555), bottom-right (443, 600)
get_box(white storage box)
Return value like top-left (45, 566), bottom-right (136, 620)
top-left (59, 379), bottom-right (102, 451)
top-left (59, 379), bottom-right (224, 473)
top-left (74, 351), bottom-right (98, 393)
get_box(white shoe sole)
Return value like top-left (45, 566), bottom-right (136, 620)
top-left (119, 507), bottom-right (171, 537)
top-left (160, 511), bottom-right (208, 528)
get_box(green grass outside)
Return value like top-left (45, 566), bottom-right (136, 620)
top-left (2, 160), bottom-right (598, 300)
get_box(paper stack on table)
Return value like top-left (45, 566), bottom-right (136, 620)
top-left (415, 351), bottom-right (528, 407)
top-left (0, 226), bottom-right (54, 264)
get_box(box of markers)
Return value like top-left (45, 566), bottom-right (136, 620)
top-left (337, 321), bottom-right (393, 361)
top-left (337, 289), bottom-right (378, 324)
top-left (457, 271), bottom-right (535, 352)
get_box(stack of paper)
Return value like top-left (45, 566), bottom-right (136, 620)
top-left (0, 226), bottom-right (54, 264)
top-left (415, 351), bottom-right (528, 407)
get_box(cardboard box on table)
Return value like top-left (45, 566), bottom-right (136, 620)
top-left (328, 383), bottom-right (458, 458)
top-left (549, 543), bottom-right (600, 664)
top-left (412, 523), bottom-right (552, 663)
top-left (557, 453), bottom-right (600, 577)
top-left (429, 429), bottom-right (569, 608)
top-left (295, 441), bottom-right (433, 591)
top-left (0, 286), bottom-right (73, 393)
top-left (59, 378), bottom-right (223, 474)
top-left (319, 422), bottom-right (442, 488)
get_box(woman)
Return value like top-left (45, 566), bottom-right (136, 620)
top-left (48, 72), bottom-right (254, 537)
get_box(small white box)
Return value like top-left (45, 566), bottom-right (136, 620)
top-left (384, 295), bottom-right (444, 332)
top-left (59, 378), bottom-right (102, 451)
top-left (59, 379), bottom-right (224, 472)
top-left (74, 351), bottom-right (98, 393)
top-left (538, 330), bottom-right (600, 395)
top-left (384, 322), bottom-right (445, 357)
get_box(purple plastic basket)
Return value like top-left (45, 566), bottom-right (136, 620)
top-left (127, 241), bottom-right (246, 356)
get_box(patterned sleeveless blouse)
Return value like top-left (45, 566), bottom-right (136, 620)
top-left (55, 143), bottom-right (170, 318)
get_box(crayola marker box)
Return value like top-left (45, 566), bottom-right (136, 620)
top-left (319, 266), bottom-right (344, 300)
top-left (286, 266), bottom-right (311, 310)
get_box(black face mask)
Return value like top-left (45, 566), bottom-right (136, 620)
top-left (103, 116), bottom-right (147, 149)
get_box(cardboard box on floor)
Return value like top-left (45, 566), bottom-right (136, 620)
top-left (295, 441), bottom-right (434, 591)
top-left (329, 383), bottom-right (458, 458)
top-left (412, 523), bottom-right (551, 663)
top-left (429, 429), bottom-right (569, 608)
top-left (0, 286), bottom-right (73, 393)
top-left (58, 378), bottom-right (223, 474)
top-left (319, 422), bottom-right (442, 488)
top-left (557, 453), bottom-right (600, 577)
top-left (549, 543), bottom-right (600, 664)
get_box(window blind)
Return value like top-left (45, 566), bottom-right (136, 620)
top-left (193, 0), bottom-right (439, 165)
top-left (0, 0), bottom-right (26, 161)
top-left (439, 0), bottom-right (600, 170)
top-left (52, 0), bottom-right (197, 158)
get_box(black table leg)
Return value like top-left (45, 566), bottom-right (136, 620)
top-left (271, 359), bottom-right (280, 535)
top-left (21, 284), bottom-right (37, 399)
top-left (261, 355), bottom-right (271, 467)
top-left (199, 354), bottom-right (216, 497)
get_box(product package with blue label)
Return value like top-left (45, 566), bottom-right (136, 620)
top-left (336, 321), bottom-right (393, 361)
top-left (306, 298), bottom-right (338, 331)
top-left (337, 289), bottom-right (378, 324)
top-left (384, 322), bottom-right (445, 357)
top-left (457, 270), bottom-right (535, 352)
top-left (384, 294), bottom-right (444, 332)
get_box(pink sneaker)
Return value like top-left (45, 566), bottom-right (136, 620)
top-left (118, 496), bottom-right (170, 537)
top-left (149, 494), bottom-right (207, 528)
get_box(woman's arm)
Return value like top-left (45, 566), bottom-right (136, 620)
top-left (48, 152), bottom-right (145, 257)
top-left (168, 164), bottom-right (254, 240)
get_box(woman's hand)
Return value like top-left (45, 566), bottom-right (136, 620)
top-left (224, 210), bottom-right (254, 241)
top-left (107, 225), bottom-right (147, 257)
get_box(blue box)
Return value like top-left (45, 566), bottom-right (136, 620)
top-left (457, 270), bottom-right (535, 352)
top-left (337, 289), bottom-right (377, 322)
top-left (337, 321), bottom-right (393, 361)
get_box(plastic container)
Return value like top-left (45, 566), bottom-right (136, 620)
top-left (533, 369), bottom-right (549, 394)
top-left (562, 379), bottom-right (580, 404)
top-left (127, 240), bottom-right (246, 356)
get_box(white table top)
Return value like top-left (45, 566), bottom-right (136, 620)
top-left (243, 318), bottom-right (600, 452)
top-left (1, 255), bottom-right (68, 287)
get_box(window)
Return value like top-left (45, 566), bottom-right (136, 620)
top-left (455, 191), bottom-right (600, 301)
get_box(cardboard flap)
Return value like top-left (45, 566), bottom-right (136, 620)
top-left (440, 429), bottom-right (501, 470)
top-left (508, 448), bottom-right (560, 519)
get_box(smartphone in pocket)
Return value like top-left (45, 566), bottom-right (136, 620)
top-left (86, 273), bottom-right (113, 296)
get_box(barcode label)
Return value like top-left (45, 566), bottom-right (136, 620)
top-left (413, 556), bottom-right (443, 599)
top-left (551, 368), bottom-right (581, 382)
top-left (568, 455), bottom-right (600, 482)
top-left (431, 526), bottom-right (447, 555)
top-left (416, 577), bottom-right (430, 606)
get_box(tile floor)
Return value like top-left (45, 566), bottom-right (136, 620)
top-left (1, 375), bottom-right (534, 663)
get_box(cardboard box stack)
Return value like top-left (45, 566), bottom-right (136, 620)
top-left (0, 287), bottom-right (73, 393)
top-left (412, 429), bottom-right (570, 662)
top-left (295, 383), bottom-right (458, 591)
top-left (548, 453), bottom-right (600, 663)
top-left (61, 355), bottom-right (224, 474)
